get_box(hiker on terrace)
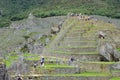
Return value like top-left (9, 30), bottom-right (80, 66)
top-left (33, 63), bottom-right (37, 68)
top-left (70, 57), bottom-right (74, 62)
top-left (17, 74), bottom-right (23, 80)
top-left (68, 57), bottom-right (75, 65)
top-left (41, 56), bottom-right (44, 67)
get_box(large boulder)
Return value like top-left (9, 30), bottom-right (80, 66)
top-left (99, 44), bottom-right (111, 61)
top-left (51, 24), bottom-right (60, 35)
top-left (99, 43), bottom-right (120, 61)
top-left (113, 50), bottom-right (120, 61)
top-left (98, 31), bottom-right (106, 39)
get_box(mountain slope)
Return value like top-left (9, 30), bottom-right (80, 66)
top-left (0, 0), bottom-right (120, 27)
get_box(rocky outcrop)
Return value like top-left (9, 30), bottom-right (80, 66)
top-left (99, 42), bottom-right (120, 61)
top-left (51, 25), bottom-right (60, 34)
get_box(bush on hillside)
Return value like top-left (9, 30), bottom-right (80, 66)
top-left (0, 19), bottom-right (11, 28)
top-left (10, 13), bottom-right (28, 21)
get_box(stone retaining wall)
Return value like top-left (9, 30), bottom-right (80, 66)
top-left (12, 76), bottom-right (110, 80)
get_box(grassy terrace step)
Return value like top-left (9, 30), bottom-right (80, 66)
top-left (47, 72), bottom-right (111, 76)
top-left (61, 40), bottom-right (97, 43)
top-left (111, 70), bottom-right (120, 77)
top-left (71, 27), bottom-right (91, 31)
top-left (110, 77), bottom-right (120, 80)
top-left (58, 46), bottom-right (97, 48)
top-left (47, 50), bottom-right (100, 61)
top-left (69, 30), bottom-right (89, 34)
top-left (29, 64), bottom-right (79, 74)
top-left (11, 72), bottom-right (111, 80)
top-left (90, 27), bottom-right (116, 31)
top-left (66, 34), bottom-right (96, 39)
top-left (24, 62), bottom-right (115, 75)
top-left (62, 40), bottom-right (97, 42)
top-left (60, 41), bottom-right (97, 47)
top-left (83, 29), bottom-right (115, 36)
top-left (78, 62), bottom-right (115, 73)
top-left (56, 46), bottom-right (97, 52)
top-left (49, 50), bottom-right (98, 54)
top-left (63, 37), bottom-right (96, 41)
top-left (66, 33), bottom-right (86, 37)
top-left (69, 29), bottom-right (89, 33)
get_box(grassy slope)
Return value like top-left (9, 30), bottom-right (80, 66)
top-left (0, 0), bottom-right (120, 27)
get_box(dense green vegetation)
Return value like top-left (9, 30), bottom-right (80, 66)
top-left (0, 0), bottom-right (120, 27)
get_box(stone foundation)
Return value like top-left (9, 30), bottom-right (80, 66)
top-left (12, 76), bottom-right (110, 80)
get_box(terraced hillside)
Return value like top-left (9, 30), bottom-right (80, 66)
top-left (9, 16), bottom-right (120, 80)
top-left (41, 16), bottom-right (120, 80)
top-left (0, 16), bottom-right (65, 57)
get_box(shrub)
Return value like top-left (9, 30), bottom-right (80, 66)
top-left (10, 13), bottom-right (28, 21)
top-left (0, 19), bottom-right (11, 28)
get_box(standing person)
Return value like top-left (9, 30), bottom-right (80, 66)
top-left (68, 57), bottom-right (74, 66)
top-left (41, 56), bottom-right (44, 67)
top-left (70, 57), bottom-right (74, 62)
top-left (33, 63), bottom-right (37, 68)
top-left (17, 74), bottom-right (23, 80)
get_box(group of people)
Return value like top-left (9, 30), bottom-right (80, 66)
top-left (33, 56), bottom-right (45, 68)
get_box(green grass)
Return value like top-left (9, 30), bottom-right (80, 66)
top-left (44, 64), bottom-right (74, 68)
top-left (58, 46), bottom-right (96, 48)
top-left (48, 50), bottom-right (98, 54)
top-left (4, 52), bottom-right (18, 67)
top-left (5, 53), bottom-right (40, 67)
top-left (85, 62), bottom-right (116, 64)
top-left (25, 57), bottom-right (40, 61)
top-left (117, 48), bottom-right (120, 52)
top-left (110, 77), bottom-right (120, 80)
top-left (111, 70), bottom-right (120, 72)
top-left (12, 72), bottom-right (111, 77)
top-left (61, 41), bottom-right (96, 43)
top-left (48, 72), bottom-right (111, 76)
top-left (22, 53), bottom-right (40, 61)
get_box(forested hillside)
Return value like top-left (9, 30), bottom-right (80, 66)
top-left (0, 0), bottom-right (120, 27)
